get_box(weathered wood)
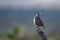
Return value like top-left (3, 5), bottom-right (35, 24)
top-left (37, 29), bottom-right (47, 40)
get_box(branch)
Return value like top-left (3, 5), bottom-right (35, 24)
top-left (36, 28), bottom-right (47, 40)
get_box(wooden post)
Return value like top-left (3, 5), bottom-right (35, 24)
top-left (36, 28), bottom-right (47, 40)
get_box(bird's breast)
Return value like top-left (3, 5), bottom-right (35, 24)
top-left (33, 16), bottom-right (43, 26)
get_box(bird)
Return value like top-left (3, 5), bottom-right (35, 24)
top-left (33, 12), bottom-right (47, 40)
top-left (33, 12), bottom-right (45, 29)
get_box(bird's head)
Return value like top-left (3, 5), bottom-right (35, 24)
top-left (36, 12), bottom-right (41, 16)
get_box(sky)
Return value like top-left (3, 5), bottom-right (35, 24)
top-left (0, 0), bottom-right (60, 9)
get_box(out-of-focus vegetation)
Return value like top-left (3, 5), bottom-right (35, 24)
top-left (48, 34), bottom-right (60, 40)
top-left (4, 26), bottom-right (42, 40)
top-left (0, 26), bottom-right (60, 40)
top-left (5, 26), bottom-right (26, 40)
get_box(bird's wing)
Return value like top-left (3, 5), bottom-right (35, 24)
top-left (35, 17), bottom-right (45, 28)
top-left (39, 19), bottom-right (44, 26)
top-left (39, 19), bottom-right (45, 29)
